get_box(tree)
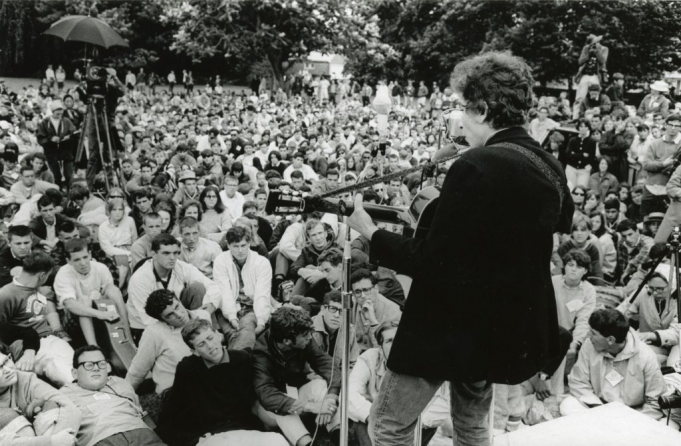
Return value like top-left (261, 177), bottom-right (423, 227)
top-left (161, 0), bottom-right (377, 86)
top-left (0, 1), bottom-right (39, 76)
top-left (345, 0), bottom-right (681, 88)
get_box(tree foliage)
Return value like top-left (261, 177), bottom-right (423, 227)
top-left (346, 0), bottom-right (681, 86)
top-left (161, 0), bottom-right (382, 85)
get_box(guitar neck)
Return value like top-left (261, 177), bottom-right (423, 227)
top-left (311, 198), bottom-right (412, 226)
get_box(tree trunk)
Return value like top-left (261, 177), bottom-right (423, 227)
top-left (267, 53), bottom-right (284, 91)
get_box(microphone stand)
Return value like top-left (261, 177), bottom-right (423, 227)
top-left (339, 215), bottom-right (352, 446)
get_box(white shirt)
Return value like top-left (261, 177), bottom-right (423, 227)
top-left (54, 261), bottom-right (115, 307)
top-left (127, 259), bottom-right (222, 329)
top-left (283, 164), bottom-right (320, 183)
top-left (219, 190), bottom-right (245, 222)
top-left (98, 216), bottom-right (138, 257)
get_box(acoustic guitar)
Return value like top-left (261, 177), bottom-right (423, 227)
top-left (265, 186), bottom-right (441, 239)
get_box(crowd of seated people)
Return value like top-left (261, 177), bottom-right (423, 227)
top-left (2, 70), bottom-right (681, 446)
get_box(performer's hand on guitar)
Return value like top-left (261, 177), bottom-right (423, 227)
top-left (347, 193), bottom-right (379, 240)
top-left (51, 136), bottom-right (60, 143)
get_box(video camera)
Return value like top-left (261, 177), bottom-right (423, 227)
top-left (84, 64), bottom-right (112, 97)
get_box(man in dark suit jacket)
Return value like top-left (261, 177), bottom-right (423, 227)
top-left (348, 52), bottom-right (575, 446)
top-left (36, 100), bottom-right (77, 188)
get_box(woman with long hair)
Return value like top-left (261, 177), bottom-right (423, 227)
top-left (588, 156), bottom-right (619, 202)
top-left (589, 211), bottom-right (617, 282)
top-left (199, 185), bottom-right (232, 242)
top-left (265, 150), bottom-right (287, 176)
top-left (583, 190), bottom-right (604, 215)
top-left (99, 199), bottom-right (138, 287)
top-left (154, 199), bottom-right (178, 237)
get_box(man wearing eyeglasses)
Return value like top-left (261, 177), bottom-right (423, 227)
top-left (622, 273), bottom-right (679, 366)
top-left (61, 345), bottom-right (166, 446)
top-left (350, 269), bottom-right (401, 350)
top-left (311, 291), bottom-right (360, 371)
top-left (642, 113), bottom-right (681, 216)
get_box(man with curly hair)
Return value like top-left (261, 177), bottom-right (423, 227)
top-left (252, 307), bottom-right (341, 446)
top-left (348, 51), bottom-right (575, 445)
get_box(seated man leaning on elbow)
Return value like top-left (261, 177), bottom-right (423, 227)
top-left (125, 289), bottom-right (211, 398)
top-left (252, 307), bottom-right (341, 446)
top-left (156, 318), bottom-right (287, 446)
top-left (127, 233), bottom-right (221, 344)
top-left (61, 345), bottom-right (166, 446)
top-left (54, 238), bottom-right (132, 347)
top-left (561, 308), bottom-right (667, 422)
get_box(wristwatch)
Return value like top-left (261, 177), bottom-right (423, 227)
top-left (538, 372), bottom-right (550, 381)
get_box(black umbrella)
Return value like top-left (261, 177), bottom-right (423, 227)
top-left (43, 15), bottom-right (128, 49)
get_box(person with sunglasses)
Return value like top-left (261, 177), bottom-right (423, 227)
top-left (61, 345), bottom-right (166, 446)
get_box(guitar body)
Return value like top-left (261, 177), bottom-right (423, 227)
top-left (407, 186), bottom-right (440, 239)
top-left (92, 298), bottom-right (137, 375)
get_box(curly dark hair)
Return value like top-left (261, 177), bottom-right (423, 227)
top-left (270, 307), bottom-right (313, 343)
top-left (450, 51), bottom-right (534, 129)
top-left (145, 289), bottom-right (177, 321)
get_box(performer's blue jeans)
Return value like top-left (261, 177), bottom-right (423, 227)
top-left (369, 369), bottom-right (493, 446)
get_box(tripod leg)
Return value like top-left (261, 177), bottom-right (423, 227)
top-left (91, 104), bottom-right (110, 192)
top-left (100, 106), bottom-right (121, 189)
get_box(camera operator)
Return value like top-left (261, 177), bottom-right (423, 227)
top-left (574, 34), bottom-right (609, 119)
top-left (76, 67), bottom-right (125, 188)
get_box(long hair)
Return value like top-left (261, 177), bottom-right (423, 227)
top-left (199, 185), bottom-right (226, 214)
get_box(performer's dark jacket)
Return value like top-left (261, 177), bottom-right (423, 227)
top-left (369, 126), bottom-right (575, 384)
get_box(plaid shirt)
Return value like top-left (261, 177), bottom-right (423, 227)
top-left (616, 234), bottom-right (653, 283)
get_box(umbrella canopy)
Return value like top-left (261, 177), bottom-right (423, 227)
top-left (43, 15), bottom-right (128, 49)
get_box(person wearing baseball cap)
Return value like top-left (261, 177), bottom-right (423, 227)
top-left (36, 97), bottom-right (78, 188)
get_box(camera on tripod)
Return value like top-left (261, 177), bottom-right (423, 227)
top-left (85, 64), bottom-right (112, 97)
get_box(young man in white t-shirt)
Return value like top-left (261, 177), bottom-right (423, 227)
top-left (54, 238), bottom-right (132, 346)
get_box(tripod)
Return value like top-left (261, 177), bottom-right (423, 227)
top-left (618, 228), bottom-right (681, 324)
top-left (75, 94), bottom-right (122, 192)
